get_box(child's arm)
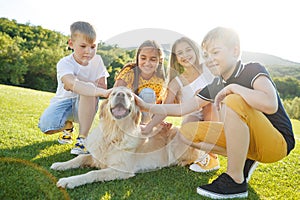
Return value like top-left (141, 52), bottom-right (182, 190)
top-left (202, 103), bottom-right (218, 121)
top-left (142, 78), bottom-right (179, 134)
top-left (76, 75), bottom-right (107, 89)
top-left (95, 77), bottom-right (107, 89)
top-left (62, 74), bottom-right (111, 98)
top-left (215, 76), bottom-right (278, 114)
top-left (135, 94), bottom-right (208, 117)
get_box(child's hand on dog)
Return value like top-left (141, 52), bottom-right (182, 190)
top-left (134, 94), bottom-right (149, 112)
top-left (102, 88), bottom-right (113, 98)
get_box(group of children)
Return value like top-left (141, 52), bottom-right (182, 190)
top-left (38, 21), bottom-right (295, 199)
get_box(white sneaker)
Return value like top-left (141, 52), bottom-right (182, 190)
top-left (70, 137), bottom-right (89, 155)
top-left (189, 154), bottom-right (220, 173)
top-left (57, 129), bottom-right (73, 144)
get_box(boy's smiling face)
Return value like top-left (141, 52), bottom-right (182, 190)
top-left (203, 39), bottom-right (240, 80)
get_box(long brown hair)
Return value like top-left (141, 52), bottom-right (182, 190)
top-left (116, 40), bottom-right (167, 95)
top-left (135, 40), bottom-right (166, 80)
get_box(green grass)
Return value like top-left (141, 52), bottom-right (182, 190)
top-left (0, 84), bottom-right (299, 200)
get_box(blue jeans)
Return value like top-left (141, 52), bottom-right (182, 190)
top-left (38, 96), bottom-right (99, 132)
top-left (138, 88), bottom-right (156, 124)
top-left (138, 88), bottom-right (156, 103)
top-left (38, 97), bottom-right (79, 133)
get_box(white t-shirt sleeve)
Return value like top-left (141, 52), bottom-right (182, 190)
top-left (51, 54), bottom-right (78, 103)
top-left (57, 54), bottom-right (77, 80)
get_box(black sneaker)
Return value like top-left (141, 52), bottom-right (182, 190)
top-left (197, 173), bottom-right (248, 199)
top-left (244, 159), bottom-right (259, 182)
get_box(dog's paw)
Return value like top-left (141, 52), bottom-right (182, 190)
top-left (50, 162), bottom-right (66, 170)
top-left (57, 177), bottom-right (77, 189)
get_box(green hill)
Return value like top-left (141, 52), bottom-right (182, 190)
top-left (241, 51), bottom-right (300, 66)
top-left (242, 51), bottom-right (300, 79)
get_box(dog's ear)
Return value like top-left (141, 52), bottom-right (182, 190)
top-left (99, 99), bottom-right (109, 119)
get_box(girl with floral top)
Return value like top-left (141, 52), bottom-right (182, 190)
top-left (114, 40), bottom-right (168, 124)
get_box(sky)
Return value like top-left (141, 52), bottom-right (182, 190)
top-left (1, 0), bottom-right (300, 63)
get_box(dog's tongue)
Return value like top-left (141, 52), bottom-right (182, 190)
top-left (111, 106), bottom-right (127, 117)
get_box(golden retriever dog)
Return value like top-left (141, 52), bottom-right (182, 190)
top-left (50, 86), bottom-right (201, 189)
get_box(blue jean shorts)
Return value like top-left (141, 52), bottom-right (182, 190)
top-left (138, 88), bottom-right (156, 124)
top-left (38, 96), bottom-right (99, 132)
top-left (138, 88), bottom-right (156, 103)
top-left (38, 97), bottom-right (79, 133)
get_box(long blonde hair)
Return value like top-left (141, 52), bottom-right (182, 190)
top-left (169, 37), bottom-right (202, 81)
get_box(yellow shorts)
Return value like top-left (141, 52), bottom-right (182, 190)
top-left (180, 94), bottom-right (287, 163)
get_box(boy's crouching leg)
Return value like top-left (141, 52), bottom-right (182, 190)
top-left (179, 121), bottom-right (226, 146)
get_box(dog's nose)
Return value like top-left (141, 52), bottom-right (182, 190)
top-left (116, 92), bottom-right (125, 98)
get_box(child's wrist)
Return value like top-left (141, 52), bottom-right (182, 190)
top-left (144, 103), bottom-right (151, 111)
top-left (97, 88), bottom-right (105, 97)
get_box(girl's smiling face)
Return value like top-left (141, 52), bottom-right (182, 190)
top-left (137, 47), bottom-right (161, 79)
top-left (175, 41), bottom-right (197, 68)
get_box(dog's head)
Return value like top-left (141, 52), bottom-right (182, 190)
top-left (100, 86), bottom-right (141, 124)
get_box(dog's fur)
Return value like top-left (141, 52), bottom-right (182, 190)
top-left (51, 86), bottom-right (201, 189)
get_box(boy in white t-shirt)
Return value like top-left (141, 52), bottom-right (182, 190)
top-left (38, 21), bottom-right (110, 155)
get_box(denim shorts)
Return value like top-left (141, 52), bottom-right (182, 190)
top-left (38, 97), bottom-right (79, 133)
top-left (138, 88), bottom-right (156, 124)
top-left (138, 88), bottom-right (156, 103)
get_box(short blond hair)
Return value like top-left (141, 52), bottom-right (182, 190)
top-left (201, 27), bottom-right (240, 51)
top-left (70, 21), bottom-right (96, 43)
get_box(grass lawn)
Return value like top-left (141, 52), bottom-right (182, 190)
top-left (0, 84), bottom-right (299, 200)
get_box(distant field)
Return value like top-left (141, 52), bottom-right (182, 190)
top-left (0, 84), bottom-right (299, 200)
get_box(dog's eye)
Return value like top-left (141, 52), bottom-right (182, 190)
top-left (126, 93), bottom-right (132, 98)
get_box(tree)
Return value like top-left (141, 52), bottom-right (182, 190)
top-left (273, 77), bottom-right (300, 99)
top-left (0, 18), bottom-right (69, 91)
top-left (0, 32), bottom-right (27, 84)
top-left (283, 97), bottom-right (300, 120)
top-left (24, 47), bottom-right (67, 92)
top-left (97, 42), bottom-right (135, 88)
